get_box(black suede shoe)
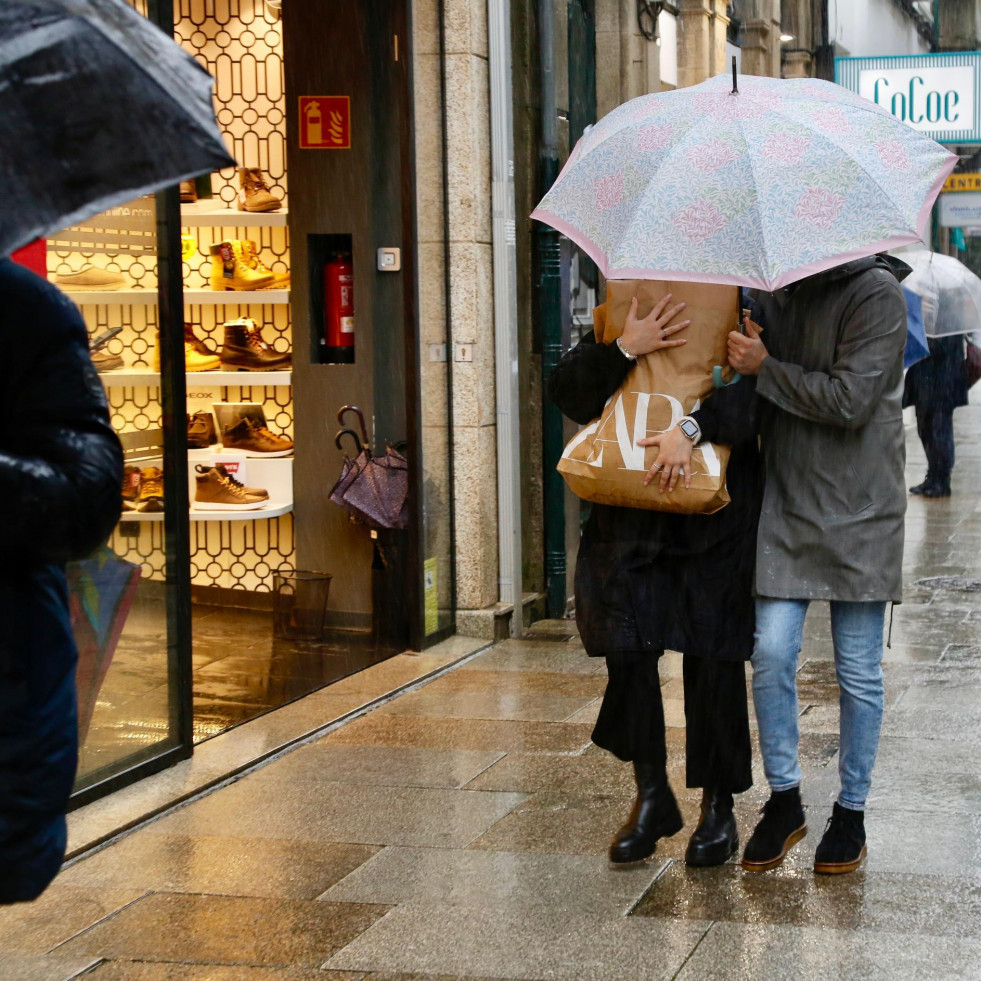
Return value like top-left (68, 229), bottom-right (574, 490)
top-left (813, 803), bottom-right (866, 875)
top-left (609, 762), bottom-right (683, 864)
top-left (909, 479), bottom-right (932, 495)
top-left (741, 787), bottom-right (807, 872)
top-left (921, 483), bottom-right (951, 498)
top-left (685, 789), bottom-right (738, 867)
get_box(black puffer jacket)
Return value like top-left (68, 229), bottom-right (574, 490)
top-left (549, 331), bottom-right (762, 660)
top-left (0, 258), bottom-right (122, 903)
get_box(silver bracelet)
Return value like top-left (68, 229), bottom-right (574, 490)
top-left (615, 336), bottom-right (637, 361)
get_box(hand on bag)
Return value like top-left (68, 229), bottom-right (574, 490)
top-left (639, 425), bottom-right (694, 491)
top-left (727, 314), bottom-right (767, 375)
top-left (620, 294), bottom-right (690, 357)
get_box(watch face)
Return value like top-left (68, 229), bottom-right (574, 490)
top-left (680, 419), bottom-right (698, 439)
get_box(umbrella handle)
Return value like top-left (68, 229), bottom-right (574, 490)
top-left (335, 428), bottom-right (364, 456)
top-left (337, 405), bottom-right (370, 447)
top-left (713, 365), bottom-right (742, 389)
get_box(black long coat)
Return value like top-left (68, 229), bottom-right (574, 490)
top-left (548, 332), bottom-right (762, 661)
top-left (903, 334), bottom-right (968, 414)
top-left (0, 259), bottom-right (122, 903)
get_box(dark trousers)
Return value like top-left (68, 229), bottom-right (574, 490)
top-left (915, 403), bottom-right (955, 489)
top-left (592, 652), bottom-right (753, 793)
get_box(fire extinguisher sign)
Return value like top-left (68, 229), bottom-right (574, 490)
top-left (299, 96), bottom-right (351, 149)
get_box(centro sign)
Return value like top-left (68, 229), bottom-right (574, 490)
top-left (859, 67), bottom-right (974, 133)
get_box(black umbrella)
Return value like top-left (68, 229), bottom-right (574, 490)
top-left (0, 0), bottom-right (234, 257)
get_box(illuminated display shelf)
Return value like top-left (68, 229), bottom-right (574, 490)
top-left (119, 500), bottom-right (293, 522)
top-left (98, 368), bottom-right (292, 387)
top-left (63, 288), bottom-right (290, 305)
top-left (179, 205), bottom-right (288, 228)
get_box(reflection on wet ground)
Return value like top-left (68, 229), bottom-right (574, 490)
top-left (5, 401), bottom-right (981, 979)
top-left (77, 601), bottom-right (394, 786)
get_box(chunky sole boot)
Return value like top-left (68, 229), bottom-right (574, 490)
top-left (813, 802), bottom-right (867, 875)
top-left (685, 789), bottom-right (739, 868)
top-left (609, 764), bottom-right (683, 864)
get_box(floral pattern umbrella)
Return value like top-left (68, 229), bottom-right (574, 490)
top-left (532, 73), bottom-right (957, 291)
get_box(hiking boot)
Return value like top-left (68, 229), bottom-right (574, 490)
top-left (609, 762), bottom-right (683, 864)
top-left (742, 787), bottom-right (807, 871)
top-left (209, 240), bottom-right (276, 291)
top-left (220, 318), bottom-right (291, 371)
top-left (685, 789), bottom-right (739, 868)
top-left (122, 465), bottom-right (142, 511)
top-left (221, 417), bottom-right (293, 457)
top-left (193, 465), bottom-right (267, 511)
top-left (187, 411), bottom-right (218, 449)
top-left (241, 240), bottom-right (289, 286)
top-left (213, 463), bottom-right (268, 500)
top-left (54, 265), bottom-right (128, 290)
top-left (152, 341), bottom-right (221, 372)
top-left (237, 167), bottom-right (281, 212)
top-left (185, 323), bottom-right (219, 357)
top-left (137, 467), bottom-right (164, 512)
top-left (813, 803), bottom-right (867, 875)
top-left (179, 179), bottom-right (198, 203)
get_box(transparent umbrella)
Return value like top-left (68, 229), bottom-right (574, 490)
top-left (0, 0), bottom-right (234, 257)
top-left (899, 249), bottom-right (981, 338)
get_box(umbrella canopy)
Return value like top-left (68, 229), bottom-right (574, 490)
top-left (899, 249), bottom-right (981, 338)
top-left (532, 73), bottom-right (956, 291)
top-left (0, 0), bottom-right (234, 257)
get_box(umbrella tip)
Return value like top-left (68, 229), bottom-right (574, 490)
top-left (731, 56), bottom-right (738, 95)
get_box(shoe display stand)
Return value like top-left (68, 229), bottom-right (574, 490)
top-left (62, 288), bottom-right (291, 306)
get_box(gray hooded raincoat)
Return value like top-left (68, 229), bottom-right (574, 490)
top-left (752, 255), bottom-right (909, 603)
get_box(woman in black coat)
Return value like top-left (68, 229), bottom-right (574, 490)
top-left (0, 258), bottom-right (122, 903)
top-left (548, 294), bottom-right (762, 866)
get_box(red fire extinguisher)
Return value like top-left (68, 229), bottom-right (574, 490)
top-left (324, 254), bottom-right (355, 363)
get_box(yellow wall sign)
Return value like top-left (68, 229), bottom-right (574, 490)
top-left (942, 173), bottom-right (981, 192)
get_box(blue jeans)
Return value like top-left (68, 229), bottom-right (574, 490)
top-left (752, 598), bottom-right (886, 811)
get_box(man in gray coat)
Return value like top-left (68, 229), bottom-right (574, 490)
top-left (727, 254), bottom-right (909, 875)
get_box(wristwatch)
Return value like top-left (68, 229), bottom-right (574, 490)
top-left (615, 336), bottom-right (637, 361)
top-left (678, 415), bottom-right (701, 445)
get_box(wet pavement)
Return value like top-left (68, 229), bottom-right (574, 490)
top-left (3, 399), bottom-right (981, 980)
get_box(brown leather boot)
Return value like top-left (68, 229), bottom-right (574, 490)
top-left (219, 318), bottom-right (291, 371)
top-left (237, 168), bottom-right (281, 212)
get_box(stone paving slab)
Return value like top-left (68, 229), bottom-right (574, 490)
top-left (84, 964), bottom-right (354, 980)
top-left (0, 886), bottom-right (145, 954)
top-left (319, 846), bottom-right (664, 914)
top-left (57, 893), bottom-right (389, 969)
top-left (371, 689), bottom-right (596, 724)
top-left (145, 779), bottom-right (527, 850)
top-left (58, 834), bottom-right (378, 900)
top-left (323, 904), bottom-right (710, 979)
top-left (0, 953), bottom-right (101, 981)
top-left (673, 921), bottom-right (981, 981)
top-left (633, 861), bottom-right (981, 937)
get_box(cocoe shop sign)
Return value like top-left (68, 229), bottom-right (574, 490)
top-left (837, 55), bottom-right (981, 144)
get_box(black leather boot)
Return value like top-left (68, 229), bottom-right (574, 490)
top-left (608, 762), bottom-right (683, 864)
top-left (685, 789), bottom-right (738, 867)
top-left (220, 318), bottom-right (291, 371)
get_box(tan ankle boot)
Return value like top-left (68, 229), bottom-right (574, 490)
top-left (237, 168), bottom-right (281, 212)
top-left (208, 240), bottom-right (277, 291)
top-left (242, 240), bottom-right (289, 286)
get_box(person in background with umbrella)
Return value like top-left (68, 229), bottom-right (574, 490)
top-left (549, 294), bottom-right (762, 868)
top-left (728, 252), bottom-right (911, 876)
top-left (0, 0), bottom-right (233, 902)
top-left (903, 310), bottom-right (970, 499)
